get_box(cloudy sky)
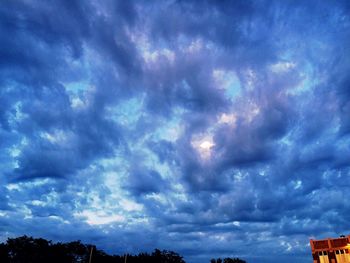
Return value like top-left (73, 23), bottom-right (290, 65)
top-left (1, 0), bottom-right (350, 262)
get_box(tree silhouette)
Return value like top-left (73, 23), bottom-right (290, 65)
top-left (0, 236), bottom-right (246, 263)
top-left (0, 243), bottom-right (9, 263)
top-left (0, 236), bottom-right (188, 263)
top-left (224, 258), bottom-right (246, 263)
top-left (210, 257), bottom-right (246, 263)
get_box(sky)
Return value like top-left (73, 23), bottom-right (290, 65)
top-left (0, 0), bottom-right (350, 262)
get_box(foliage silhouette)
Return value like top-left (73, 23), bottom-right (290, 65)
top-left (0, 236), bottom-right (185, 263)
top-left (0, 236), bottom-right (246, 263)
top-left (210, 257), bottom-right (246, 263)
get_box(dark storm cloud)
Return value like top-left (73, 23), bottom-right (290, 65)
top-left (126, 168), bottom-right (167, 195)
top-left (0, 1), bottom-right (91, 86)
top-left (0, 0), bottom-right (137, 182)
top-left (148, 140), bottom-right (177, 164)
top-left (1, 1), bottom-right (350, 263)
top-left (9, 88), bottom-right (122, 181)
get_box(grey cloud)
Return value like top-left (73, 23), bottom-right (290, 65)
top-left (126, 167), bottom-right (167, 195)
top-left (1, 1), bottom-right (350, 263)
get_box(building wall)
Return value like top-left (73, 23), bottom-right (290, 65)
top-left (310, 235), bottom-right (350, 263)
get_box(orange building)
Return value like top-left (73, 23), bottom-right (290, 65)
top-left (310, 235), bottom-right (350, 263)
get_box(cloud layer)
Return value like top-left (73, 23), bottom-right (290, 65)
top-left (1, 1), bottom-right (350, 262)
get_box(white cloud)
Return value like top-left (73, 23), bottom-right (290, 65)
top-left (75, 210), bottom-right (125, 225)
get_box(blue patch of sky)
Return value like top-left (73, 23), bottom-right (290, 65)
top-left (64, 81), bottom-right (90, 95)
top-left (106, 95), bottom-right (145, 127)
top-left (212, 69), bottom-right (241, 101)
top-left (151, 117), bottom-right (183, 142)
top-left (285, 62), bottom-right (317, 96)
top-left (224, 73), bottom-right (241, 100)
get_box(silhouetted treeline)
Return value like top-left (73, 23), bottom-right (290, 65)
top-left (0, 236), bottom-right (185, 263)
top-left (0, 235), bottom-right (246, 263)
top-left (210, 258), bottom-right (246, 263)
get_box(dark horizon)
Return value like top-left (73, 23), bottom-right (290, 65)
top-left (0, 235), bottom-right (246, 263)
top-left (1, 1), bottom-right (350, 263)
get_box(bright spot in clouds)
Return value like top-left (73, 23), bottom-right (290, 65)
top-left (200, 140), bottom-right (214, 150)
top-left (192, 135), bottom-right (215, 160)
